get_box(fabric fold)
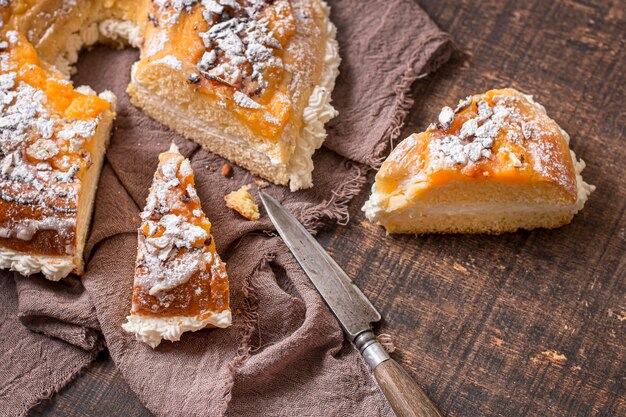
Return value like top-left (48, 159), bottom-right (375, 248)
top-left (324, 0), bottom-right (454, 167)
top-left (15, 273), bottom-right (102, 351)
top-left (0, 276), bottom-right (101, 417)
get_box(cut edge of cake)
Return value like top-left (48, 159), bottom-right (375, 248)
top-left (0, 62), bottom-right (116, 279)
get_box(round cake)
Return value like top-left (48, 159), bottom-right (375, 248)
top-left (0, 0), bottom-right (340, 280)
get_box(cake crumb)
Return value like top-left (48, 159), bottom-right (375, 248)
top-left (254, 179), bottom-right (270, 188)
top-left (221, 163), bottom-right (233, 177)
top-left (224, 185), bottom-right (260, 221)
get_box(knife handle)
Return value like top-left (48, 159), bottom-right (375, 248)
top-left (356, 332), bottom-right (443, 417)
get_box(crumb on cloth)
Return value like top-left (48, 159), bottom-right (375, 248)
top-left (224, 184), bottom-right (260, 221)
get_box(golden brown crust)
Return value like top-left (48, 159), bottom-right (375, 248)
top-left (376, 89), bottom-right (578, 204)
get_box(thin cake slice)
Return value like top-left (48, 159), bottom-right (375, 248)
top-left (123, 144), bottom-right (231, 348)
top-left (0, 30), bottom-right (115, 280)
top-left (128, 0), bottom-right (340, 191)
top-left (363, 88), bottom-right (595, 234)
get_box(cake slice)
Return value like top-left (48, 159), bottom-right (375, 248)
top-left (363, 88), bottom-right (595, 234)
top-left (123, 144), bottom-right (231, 348)
top-left (0, 30), bottom-right (115, 280)
top-left (127, 0), bottom-right (340, 191)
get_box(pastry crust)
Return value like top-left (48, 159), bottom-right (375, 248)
top-left (0, 30), bottom-right (115, 280)
top-left (122, 144), bottom-right (231, 348)
top-left (363, 88), bottom-right (595, 234)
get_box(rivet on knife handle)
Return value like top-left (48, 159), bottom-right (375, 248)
top-left (355, 332), bottom-right (443, 417)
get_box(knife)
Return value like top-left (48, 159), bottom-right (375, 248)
top-left (259, 191), bottom-right (443, 417)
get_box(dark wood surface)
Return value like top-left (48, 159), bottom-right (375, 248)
top-left (30, 0), bottom-right (625, 416)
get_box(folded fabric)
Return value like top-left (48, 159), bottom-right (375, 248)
top-left (0, 1), bottom-right (453, 415)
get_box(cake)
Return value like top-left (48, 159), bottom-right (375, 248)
top-left (1, 0), bottom-right (340, 191)
top-left (0, 30), bottom-right (115, 280)
top-left (128, 0), bottom-right (340, 191)
top-left (122, 144), bottom-right (231, 348)
top-left (224, 184), bottom-right (260, 220)
top-left (0, 0), bottom-right (339, 280)
top-left (363, 88), bottom-right (595, 234)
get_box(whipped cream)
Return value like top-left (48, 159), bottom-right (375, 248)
top-left (122, 309), bottom-right (232, 348)
top-left (0, 247), bottom-right (75, 281)
top-left (287, 0), bottom-right (340, 191)
top-left (98, 19), bottom-right (143, 47)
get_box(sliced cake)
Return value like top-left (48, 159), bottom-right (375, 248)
top-left (2, 1), bottom-right (340, 191)
top-left (127, 0), bottom-right (340, 190)
top-left (363, 88), bottom-right (595, 234)
top-left (0, 30), bottom-right (115, 280)
top-left (122, 144), bottom-right (231, 348)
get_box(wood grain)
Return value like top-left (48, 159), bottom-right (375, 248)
top-left (29, 0), bottom-right (625, 416)
top-left (374, 358), bottom-right (444, 417)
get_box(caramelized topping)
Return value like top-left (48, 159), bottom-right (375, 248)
top-left (383, 89), bottom-right (578, 199)
top-left (144, 0), bottom-right (295, 139)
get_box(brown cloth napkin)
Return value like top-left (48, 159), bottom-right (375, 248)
top-left (0, 1), bottom-right (453, 416)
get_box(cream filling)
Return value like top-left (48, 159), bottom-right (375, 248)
top-left (122, 309), bottom-right (232, 349)
top-left (98, 19), bottom-right (142, 47)
top-left (287, 0), bottom-right (340, 191)
top-left (0, 247), bottom-right (75, 281)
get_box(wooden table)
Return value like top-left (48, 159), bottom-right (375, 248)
top-left (29, 0), bottom-right (625, 416)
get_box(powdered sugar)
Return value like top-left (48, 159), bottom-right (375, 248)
top-left (57, 119), bottom-right (97, 141)
top-left (234, 91), bottom-right (262, 109)
top-left (152, 55), bottom-right (183, 70)
top-left (438, 106), bottom-right (454, 129)
top-left (429, 99), bottom-right (511, 172)
top-left (192, 0), bottom-right (290, 108)
top-left (144, 30), bottom-right (169, 57)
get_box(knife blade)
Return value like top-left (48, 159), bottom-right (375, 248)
top-left (259, 191), bottom-right (443, 417)
top-left (259, 190), bottom-right (380, 340)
